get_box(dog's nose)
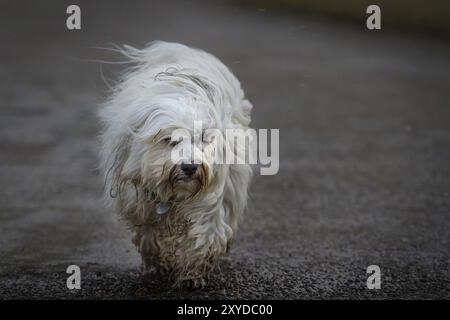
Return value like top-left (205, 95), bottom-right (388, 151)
top-left (181, 163), bottom-right (198, 176)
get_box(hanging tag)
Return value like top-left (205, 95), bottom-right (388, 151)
top-left (156, 202), bottom-right (171, 215)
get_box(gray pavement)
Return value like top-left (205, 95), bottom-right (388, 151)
top-left (0, 0), bottom-right (449, 299)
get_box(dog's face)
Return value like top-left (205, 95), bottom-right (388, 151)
top-left (111, 95), bottom-right (231, 205)
top-left (140, 124), bottom-right (222, 202)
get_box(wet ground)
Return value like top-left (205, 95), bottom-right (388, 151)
top-left (0, 0), bottom-right (449, 299)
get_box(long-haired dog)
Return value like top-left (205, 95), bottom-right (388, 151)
top-left (98, 41), bottom-right (252, 288)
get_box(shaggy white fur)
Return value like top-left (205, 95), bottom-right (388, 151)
top-left (98, 41), bottom-right (253, 288)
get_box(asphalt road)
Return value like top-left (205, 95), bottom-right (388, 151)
top-left (0, 0), bottom-right (449, 299)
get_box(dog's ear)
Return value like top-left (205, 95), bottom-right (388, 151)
top-left (232, 99), bottom-right (252, 128)
top-left (103, 137), bottom-right (131, 199)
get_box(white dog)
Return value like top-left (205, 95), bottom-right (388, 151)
top-left (98, 41), bottom-right (253, 288)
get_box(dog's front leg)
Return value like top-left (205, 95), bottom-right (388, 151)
top-left (172, 206), bottom-right (233, 289)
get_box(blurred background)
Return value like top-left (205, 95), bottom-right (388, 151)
top-left (243, 0), bottom-right (450, 35)
top-left (0, 0), bottom-right (449, 299)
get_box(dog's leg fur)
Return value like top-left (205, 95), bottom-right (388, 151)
top-left (127, 163), bottom-right (251, 289)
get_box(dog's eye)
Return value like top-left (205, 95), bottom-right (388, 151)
top-left (202, 135), bottom-right (215, 144)
top-left (164, 137), bottom-right (180, 147)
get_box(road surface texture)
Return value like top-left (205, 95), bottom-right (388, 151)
top-left (0, 0), bottom-right (449, 299)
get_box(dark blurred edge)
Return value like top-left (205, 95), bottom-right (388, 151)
top-left (238, 0), bottom-right (450, 37)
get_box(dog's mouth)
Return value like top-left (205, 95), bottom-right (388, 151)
top-left (166, 163), bottom-right (209, 199)
top-left (169, 163), bottom-right (206, 184)
top-left (176, 175), bottom-right (199, 182)
top-left (143, 161), bottom-right (210, 208)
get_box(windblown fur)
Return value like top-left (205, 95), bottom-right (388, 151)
top-left (98, 41), bottom-right (252, 288)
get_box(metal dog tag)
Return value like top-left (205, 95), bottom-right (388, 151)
top-left (156, 202), bottom-right (171, 215)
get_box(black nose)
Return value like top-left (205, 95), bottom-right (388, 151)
top-left (181, 163), bottom-right (198, 176)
